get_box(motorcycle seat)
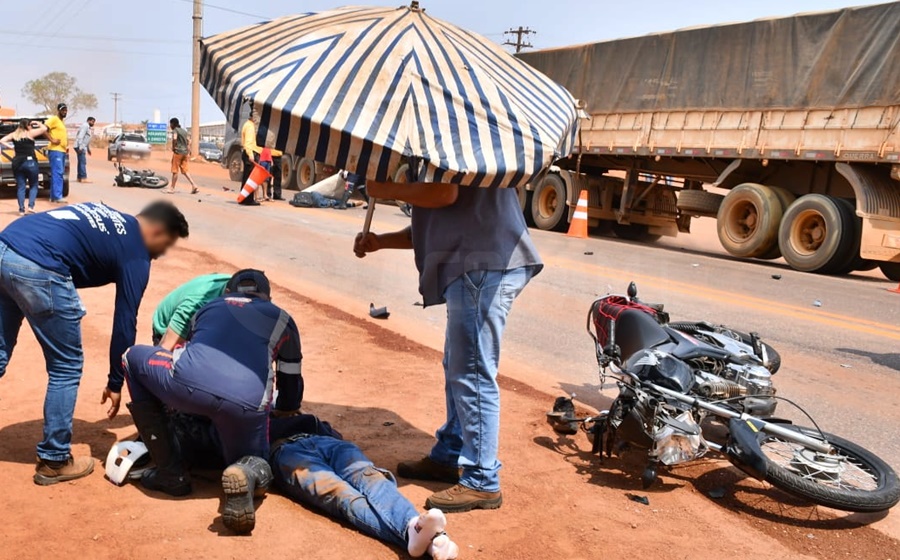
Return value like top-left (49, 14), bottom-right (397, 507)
top-left (614, 307), bottom-right (671, 362)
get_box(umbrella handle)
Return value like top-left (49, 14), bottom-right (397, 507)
top-left (355, 198), bottom-right (378, 258)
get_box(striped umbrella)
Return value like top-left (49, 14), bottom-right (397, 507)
top-left (200, 3), bottom-right (577, 189)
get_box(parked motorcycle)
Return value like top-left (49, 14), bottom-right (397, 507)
top-left (547, 283), bottom-right (900, 513)
top-left (113, 162), bottom-right (169, 189)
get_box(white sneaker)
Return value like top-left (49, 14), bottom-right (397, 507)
top-left (407, 508), bottom-right (447, 557)
top-left (429, 534), bottom-right (459, 560)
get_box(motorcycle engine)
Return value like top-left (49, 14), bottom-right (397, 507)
top-left (694, 363), bottom-right (777, 416)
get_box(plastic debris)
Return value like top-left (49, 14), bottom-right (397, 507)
top-left (625, 493), bottom-right (650, 506)
top-left (840, 364), bottom-right (852, 368)
top-left (707, 487), bottom-right (726, 499)
top-left (382, 421), bottom-right (395, 427)
top-left (369, 303), bottom-right (390, 319)
top-left (691, 263), bottom-right (700, 267)
top-left (771, 274), bottom-right (782, 280)
top-left (584, 251), bottom-right (594, 256)
top-left (812, 299), bottom-right (822, 307)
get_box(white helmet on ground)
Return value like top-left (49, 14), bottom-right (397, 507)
top-left (105, 440), bottom-right (150, 485)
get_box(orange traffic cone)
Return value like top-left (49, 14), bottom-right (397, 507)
top-left (237, 162), bottom-right (272, 203)
top-left (567, 189), bottom-right (589, 238)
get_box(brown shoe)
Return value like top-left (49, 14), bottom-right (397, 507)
top-left (34, 455), bottom-right (94, 486)
top-left (397, 456), bottom-right (461, 484)
top-left (426, 484), bottom-right (502, 513)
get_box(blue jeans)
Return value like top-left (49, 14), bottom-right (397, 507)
top-left (273, 436), bottom-right (418, 547)
top-left (15, 159), bottom-right (39, 211)
top-left (0, 242), bottom-right (86, 461)
top-left (428, 267), bottom-right (534, 492)
top-left (75, 148), bottom-right (88, 180)
top-left (123, 344), bottom-right (270, 464)
top-left (48, 150), bottom-right (65, 200)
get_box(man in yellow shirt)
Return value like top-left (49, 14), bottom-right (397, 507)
top-left (240, 112), bottom-right (261, 206)
top-left (44, 103), bottom-right (68, 203)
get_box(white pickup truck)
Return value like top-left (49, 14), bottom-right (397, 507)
top-left (107, 133), bottom-right (152, 161)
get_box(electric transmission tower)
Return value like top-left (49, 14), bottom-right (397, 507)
top-left (504, 26), bottom-right (535, 52)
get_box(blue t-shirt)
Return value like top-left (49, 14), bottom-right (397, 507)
top-left (173, 294), bottom-right (303, 412)
top-left (0, 202), bottom-right (150, 391)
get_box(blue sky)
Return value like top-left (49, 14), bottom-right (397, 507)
top-left (0, 0), bottom-right (873, 124)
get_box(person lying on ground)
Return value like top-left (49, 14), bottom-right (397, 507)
top-left (151, 272), bottom-right (231, 349)
top-left (0, 201), bottom-right (189, 485)
top-left (144, 412), bottom-right (459, 557)
top-left (122, 269), bottom-right (302, 532)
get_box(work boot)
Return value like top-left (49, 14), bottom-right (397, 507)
top-left (221, 455), bottom-right (273, 534)
top-left (397, 457), bottom-right (461, 484)
top-left (34, 455), bottom-right (94, 486)
top-left (425, 484), bottom-right (503, 513)
top-left (127, 401), bottom-right (191, 497)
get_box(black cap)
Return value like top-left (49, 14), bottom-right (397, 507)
top-left (226, 269), bottom-right (271, 298)
top-left (57, 102), bottom-right (67, 111)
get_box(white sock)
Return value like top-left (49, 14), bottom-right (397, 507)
top-left (407, 508), bottom-right (447, 557)
top-left (429, 534), bottom-right (459, 560)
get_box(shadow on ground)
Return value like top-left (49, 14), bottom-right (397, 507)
top-left (836, 347), bottom-right (900, 373)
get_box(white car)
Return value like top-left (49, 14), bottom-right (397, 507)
top-left (107, 133), bottom-right (152, 161)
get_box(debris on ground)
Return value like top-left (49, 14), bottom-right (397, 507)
top-left (369, 303), bottom-right (390, 319)
top-left (707, 487), bottom-right (726, 499)
top-left (771, 274), bottom-right (782, 280)
top-left (584, 251), bottom-right (594, 256)
top-left (625, 493), bottom-right (650, 506)
top-left (382, 421), bottom-right (394, 427)
top-left (840, 364), bottom-right (852, 368)
top-left (812, 299), bottom-right (822, 307)
top-left (691, 263), bottom-right (700, 268)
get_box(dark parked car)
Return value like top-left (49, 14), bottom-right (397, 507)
top-left (198, 142), bottom-right (223, 163)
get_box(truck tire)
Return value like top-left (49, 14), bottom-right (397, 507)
top-left (227, 151), bottom-right (243, 182)
top-left (531, 174), bottom-right (568, 231)
top-left (757, 186), bottom-right (796, 260)
top-left (296, 158), bottom-right (316, 189)
top-left (833, 198), bottom-right (864, 275)
top-left (677, 190), bottom-right (723, 217)
top-left (613, 223), bottom-right (661, 243)
top-left (280, 156), bottom-right (297, 190)
top-left (880, 262), bottom-right (900, 281)
top-left (717, 183), bottom-right (784, 258)
top-left (778, 194), bottom-right (858, 274)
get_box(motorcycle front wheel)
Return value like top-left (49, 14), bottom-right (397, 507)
top-left (140, 176), bottom-right (169, 189)
top-left (759, 425), bottom-right (900, 512)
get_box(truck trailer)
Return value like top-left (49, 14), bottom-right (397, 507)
top-left (517, 2), bottom-right (900, 280)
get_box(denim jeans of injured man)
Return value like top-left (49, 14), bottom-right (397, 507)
top-left (272, 435), bottom-right (418, 548)
top-left (0, 241), bottom-right (86, 461)
top-left (428, 266), bottom-right (535, 493)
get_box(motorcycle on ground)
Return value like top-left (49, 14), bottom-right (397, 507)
top-left (113, 161), bottom-right (169, 189)
top-left (547, 283), bottom-right (900, 513)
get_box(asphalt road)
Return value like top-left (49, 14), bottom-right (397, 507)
top-left (49, 156), bottom-right (900, 469)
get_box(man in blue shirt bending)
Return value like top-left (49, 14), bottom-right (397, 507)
top-left (0, 201), bottom-right (189, 485)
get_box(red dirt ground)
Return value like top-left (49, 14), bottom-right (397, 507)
top-left (0, 169), bottom-right (897, 558)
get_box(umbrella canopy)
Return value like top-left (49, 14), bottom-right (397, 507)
top-left (200, 3), bottom-right (577, 188)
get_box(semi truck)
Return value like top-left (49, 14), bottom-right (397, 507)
top-left (517, 2), bottom-right (900, 280)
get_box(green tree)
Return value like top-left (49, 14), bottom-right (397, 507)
top-left (21, 72), bottom-right (98, 116)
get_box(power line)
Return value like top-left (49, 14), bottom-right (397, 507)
top-left (0, 29), bottom-right (185, 44)
top-left (503, 26), bottom-right (535, 53)
top-left (0, 41), bottom-right (187, 57)
top-left (175, 0), bottom-right (269, 20)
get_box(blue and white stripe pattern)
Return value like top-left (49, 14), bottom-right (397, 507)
top-left (200, 4), bottom-right (577, 188)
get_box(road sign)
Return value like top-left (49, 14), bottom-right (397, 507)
top-left (146, 122), bottom-right (168, 145)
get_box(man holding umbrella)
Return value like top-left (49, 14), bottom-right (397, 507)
top-left (354, 181), bottom-right (542, 512)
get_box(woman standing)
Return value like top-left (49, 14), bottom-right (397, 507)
top-left (0, 119), bottom-right (48, 215)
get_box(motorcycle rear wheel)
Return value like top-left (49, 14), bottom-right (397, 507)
top-left (759, 425), bottom-right (900, 512)
top-left (140, 176), bottom-right (169, 189)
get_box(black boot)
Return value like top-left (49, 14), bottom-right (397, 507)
top-left (127, 401), bottom-right (192, 497)
top-left (221, 455), bottom-right (273, 534)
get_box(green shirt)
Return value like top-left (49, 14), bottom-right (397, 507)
top-left (152, 273), bottom-right (231, 338)
top-left (173, 127), bottom-right (189, 155)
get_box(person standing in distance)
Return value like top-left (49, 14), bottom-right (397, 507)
top-left (0, 201), bottom-right (189, 485)
top-left (44, 102), bottom-right (69, 203)
top-left (165, 118), bottom-right (199, 195)
top-left (354, 182), bottom-right (541, 512)
top-left (0, 118), bottom-right (48, 215)
top-left (74, 116), bottom-right (95, 183)
top-left (240, 111), bottom-right (261, 206)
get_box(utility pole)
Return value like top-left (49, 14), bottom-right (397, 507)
top-left (190, 0), bottom-right (202, 158)
top-left (110, 92), bottom-right (122, 125)
top-left (503, 26), bottom-right (535, 53)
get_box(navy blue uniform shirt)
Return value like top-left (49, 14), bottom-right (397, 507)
top-left (173, 294), bottom-right (303, 412)
top-left (0, 203), bottom-right (150, 392)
